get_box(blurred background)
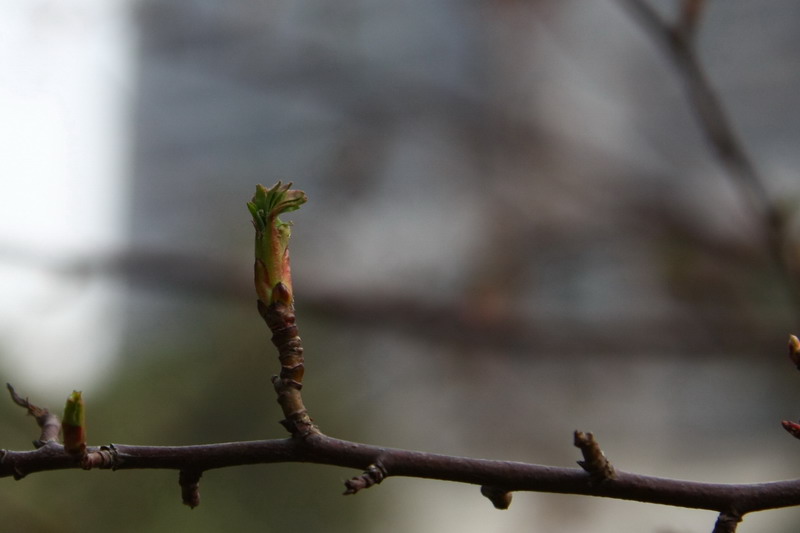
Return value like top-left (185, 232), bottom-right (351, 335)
top-left (2, 0), bottom-right (800, 531)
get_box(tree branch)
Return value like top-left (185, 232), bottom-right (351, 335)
top-left (2, 432), bottom-right (800, 518)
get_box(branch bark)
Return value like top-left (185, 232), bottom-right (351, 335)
top-left (2, 433), bottom-right (800, 518)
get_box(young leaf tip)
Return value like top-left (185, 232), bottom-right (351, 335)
top-left (248, 182), bottom-right (308, 226)
top-left (63, 391), bottom-right (84, 425)
top-left (62, 390), bottom-right (86, 456)
top-left (249, 182), bottom-right (308, 306)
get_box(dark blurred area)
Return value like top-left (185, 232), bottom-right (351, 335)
top-left (3, 1), bottom-right (800, 531)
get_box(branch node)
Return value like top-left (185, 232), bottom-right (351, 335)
top-left (480, 485), bottom-right (513, 510)
top-left (179, 470), bottom-right (203, 509)
top-left (711, 510), bottom-right (742, 533)
top-left (81, 445), bottom-right (120, 470)
top-left (574, 430), bottom-right (617, 482)
top-left (343, 462), bottom-right (388, 495)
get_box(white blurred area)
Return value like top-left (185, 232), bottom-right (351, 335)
top-left (0, 0), bottom-right (132, 391)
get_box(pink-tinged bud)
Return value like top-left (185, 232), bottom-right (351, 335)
top-left (247, 182), bottom-right (307, 306)
top-left (789, 335), bottom-right (800, 370)
top-left (62, 391), bottom-right (86, 456)
top-left (782, 420), bottom-right (800, 440)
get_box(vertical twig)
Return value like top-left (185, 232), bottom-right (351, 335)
top-left (258, 298), bottom-right (317, 437)
top-left (249, 183), bottom-right (317, 438)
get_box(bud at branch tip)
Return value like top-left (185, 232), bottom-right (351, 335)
top-left (62, 390), bottom-right (86, 456)
top-left (247, 182), bottom-right (307, 306)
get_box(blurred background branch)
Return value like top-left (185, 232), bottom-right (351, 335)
top-left (620, 0), bottom-right (800, 314)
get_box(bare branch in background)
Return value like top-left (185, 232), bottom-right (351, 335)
top-left (618, 0), bottom-right (770, 212)
top-left (618, 0), bottom-right (800, 313)
top-left (677, 0), bottom-right (706, 40)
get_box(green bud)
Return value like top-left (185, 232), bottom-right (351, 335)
top-left (62, 390), bottom-right (86, 456)
top-left (248, 182), bottom-right (307, 305)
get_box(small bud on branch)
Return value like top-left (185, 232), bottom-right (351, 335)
top-left (343, 462), bottom-right (387, 495)
top-left (62, 391), bottom-right (86, 457)
top-left (247, 182), bottom-right (307, 306)
top-left (480, 485), bottom-right (513, 510)
top-left (782, 420), bottom-right (800, 440)
top-left (179, 470), bottom-right (202, 509)
top-left (574, 430), bottom-right (616, 482)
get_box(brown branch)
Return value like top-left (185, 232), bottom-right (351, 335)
top-left (1, 433), bottom-right (800, 517)
top-left (257, 298), bottom-right (318, 438)
top-left (6, 383), bottom-right (60, 448)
